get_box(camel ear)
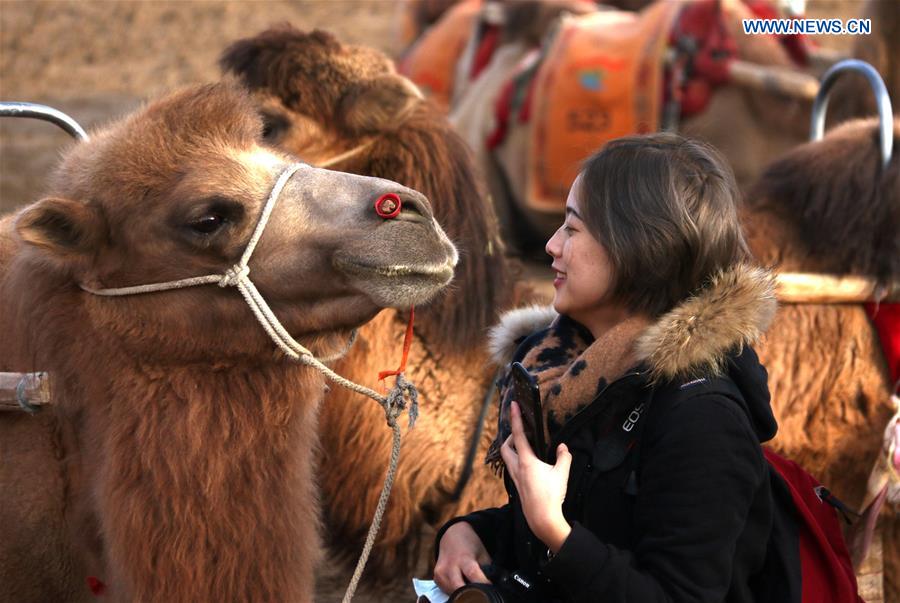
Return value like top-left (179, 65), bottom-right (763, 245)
top-left (16, 197), bottom-right (106, 257)
top-left (339, 74), bottom-right (423, 134)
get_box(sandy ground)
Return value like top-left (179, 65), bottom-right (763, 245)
top-left (0, 1), bottom-right (868, 601)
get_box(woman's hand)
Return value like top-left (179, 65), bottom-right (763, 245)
top-left (501, 402), bottom-right (573, 553)
top-left (434, 521), bottom-right (493, 593)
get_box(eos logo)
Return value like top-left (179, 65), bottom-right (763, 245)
top-left (622, 403), bottom-right (645, 432)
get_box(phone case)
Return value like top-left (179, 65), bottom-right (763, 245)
top-left (509, 362), bottom-right (547, 461)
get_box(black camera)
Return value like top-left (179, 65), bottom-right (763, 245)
top-left (448, 565), bottom-right (543, 603)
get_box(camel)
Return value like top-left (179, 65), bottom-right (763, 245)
top-left (0, 82), bottom-right (458, 601)
top-left (220, 27), bottom-right (521, 583)
top-left (407, 0), bottom-right (818, 249)
top-left (743, 117), bottom-right (900, 602)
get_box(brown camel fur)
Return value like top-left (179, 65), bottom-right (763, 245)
top-left (220, 27), bottom-right (524, 582)
top-left (0, 82), bottom-right (457, 601)
top-left (744, 118), bottom-right (900, 600)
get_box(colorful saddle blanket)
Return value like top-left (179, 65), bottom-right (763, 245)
top-left (525, 1), bottom-right (679, 212)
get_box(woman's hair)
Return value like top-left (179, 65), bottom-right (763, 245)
top-left (578, 132), bottom-right (749, 317)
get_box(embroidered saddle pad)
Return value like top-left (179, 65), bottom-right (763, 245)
top-left (525, 1), bottom-right (679, 213)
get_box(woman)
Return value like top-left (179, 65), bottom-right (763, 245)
top-left (433, 133), bottom-right (790, 602)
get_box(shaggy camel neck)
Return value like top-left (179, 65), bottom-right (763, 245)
top-left (85, 355), bottom-right (321, 601)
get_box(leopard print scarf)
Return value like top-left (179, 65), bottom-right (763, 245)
top-left (486, 314), bottom-right (651, 469)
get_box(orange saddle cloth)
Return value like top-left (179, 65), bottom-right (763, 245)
top-left (526, 1), bottom-right (680, 213)
top-left (399, 0), bottom-right (482, 111)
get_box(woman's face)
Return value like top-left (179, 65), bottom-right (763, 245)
top-left (545, 175), bottom-right (615, 324)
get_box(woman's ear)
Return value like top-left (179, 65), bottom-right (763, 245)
top-left (15, 197), bottom-right (107, 258)
top-left (339, 74), bottom-right (423, 134)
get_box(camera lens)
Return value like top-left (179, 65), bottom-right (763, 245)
top-left (449, 584), bottom-right (505, 603)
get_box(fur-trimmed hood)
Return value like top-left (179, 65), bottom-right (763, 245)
top-left (489, 263), bottom-right (777, 382)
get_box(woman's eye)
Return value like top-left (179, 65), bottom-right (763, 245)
top-left (190, 214), bottom-right (226, 234)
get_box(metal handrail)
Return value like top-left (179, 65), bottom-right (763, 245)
top-left (810, 59), bottom-right (893, 168)
top-left (0, 101), bottom-right (89, 141)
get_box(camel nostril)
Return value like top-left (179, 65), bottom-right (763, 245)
top-left (396, 192), bottom-right (430, 221)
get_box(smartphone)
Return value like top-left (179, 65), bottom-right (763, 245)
top-left (509, 361), bottom-right (547, 462)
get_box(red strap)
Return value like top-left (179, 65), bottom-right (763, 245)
top-left (743, 0), bottom-right (810, 66)
top-left (865, 302), bottom-right (900, 387)
top-left (378, 306), bottom-right (415, 381)
top-left (486, 77), bottom-right (516, 150)
top-left (471, 25), bottom-right (501, 80)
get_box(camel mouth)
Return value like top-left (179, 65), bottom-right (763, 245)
top-left (333, 255), bottom-right (455, 308)
top-left (334, 258), bottom-right (455, 280)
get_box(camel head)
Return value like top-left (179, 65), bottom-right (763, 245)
top-left (219, 26), bottom-right (517, 350)
top-left (745, 117), bottom-right (900, 284)
top-left (219, 28), bottom-right (424, 166)
top-left (10, 83), bottom-right (457, 362)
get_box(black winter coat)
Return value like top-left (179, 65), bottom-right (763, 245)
top-left (438, 345), bottom-right (797, 603)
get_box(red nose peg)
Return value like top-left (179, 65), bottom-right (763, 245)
top-left (374, 193), bottom-right (402, 219)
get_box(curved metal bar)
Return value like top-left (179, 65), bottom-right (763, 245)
top-left (0, 101), bottom-right (89, 141)
top-left (810, 59), bottom-right (893, 168)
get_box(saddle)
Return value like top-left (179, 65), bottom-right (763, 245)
top-left (525, 1), bottom-right (678, 212)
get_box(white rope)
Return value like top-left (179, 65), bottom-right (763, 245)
top-left (80, 162), bottom-right (417, 600)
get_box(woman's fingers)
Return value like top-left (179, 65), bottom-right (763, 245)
top-left (500, 435), bottom-right (519, 482)
top-left (509, 402), bottom-right (537, 460)
top-left (434, 564), bottom-right (466, 593)
top-left (434, 559), bottom-right (491, 593)
top-left (555, 443), bottom-right (572, 476)
top-left (461, 559), bottom-right (492, 585)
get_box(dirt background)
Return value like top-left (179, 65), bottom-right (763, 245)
top-left (0, 0), bottom-right (410, 215)
top-left (0, 1), bottom-right (867, 601)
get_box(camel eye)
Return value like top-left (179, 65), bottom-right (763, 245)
top-left (190, 214), bottom-right (226, 234)
top-left (260, 112), bottom-right (289, 142)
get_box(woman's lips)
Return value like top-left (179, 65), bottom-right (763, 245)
top-left (553, 272), bottom-right (566, 288)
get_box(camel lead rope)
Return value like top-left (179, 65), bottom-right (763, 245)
top-left (342, 373), bottom-right (418, 603)
top-left (342, 308), bottom-right (420, 602)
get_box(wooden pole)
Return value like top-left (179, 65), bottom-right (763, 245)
top-left (728, 60), bottom-right (820, 101)
top-left (0, 372), bottom-right (50, 412)
top-left (776, 273), bottom-right (900, 304)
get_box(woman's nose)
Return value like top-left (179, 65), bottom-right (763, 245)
top-left (546, 228), bottom-right (562, 258)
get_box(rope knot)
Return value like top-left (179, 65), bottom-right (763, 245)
top-left (384, 373), bottom-right (419, 429)
top-left (219, 264), bottom-right (250, 288)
